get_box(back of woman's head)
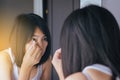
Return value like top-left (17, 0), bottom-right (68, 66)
top-left (60, 5), bottom-right (120, 79)
top-left (10, 13), bottom-right (51, 67)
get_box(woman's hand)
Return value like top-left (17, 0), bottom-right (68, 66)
top-left (23, 41), bottom-right (43, 67)
top-left (52, 48), bottom-right (64, 80)
top-left (18, 41), bottom-right (43, 80)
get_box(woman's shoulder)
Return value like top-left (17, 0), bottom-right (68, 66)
top-left (0, 48), bottom-right (13, 79)
top-left (65, 72), bottom-right (87, 80)
top-left (0, 48), bottom-right (9, 59)
top-left (0, 48), bottom-right (13, 69)
top-left (65, 70), bottom-right (112, 80)
top-left (65, 64), bottom-right (112, 80)
top-left (0, 48), bottom-right (10, 59)
top-left (0, 48), bottom-right (9, 53)
top-left (84, 67), bottom-right (112, 80)
top-left (82, 64), bottom-right (112, 80)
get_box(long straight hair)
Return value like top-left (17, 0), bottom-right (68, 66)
top-left (60, 5), bottom-right (120, 79)
top-left (9, 13), bottom-right (51, 67)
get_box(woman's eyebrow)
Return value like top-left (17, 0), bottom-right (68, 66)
top-left (33, 34), bottom-right (45, 38)
top-left (33, 35), bottom-right (39, 37)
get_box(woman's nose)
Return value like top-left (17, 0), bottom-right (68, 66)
top-left (36, 40), bottom-right (43, 48)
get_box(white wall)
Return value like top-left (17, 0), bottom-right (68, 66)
top-left (0, 0), bottom-right (33, 50)
top-left (34, 0), bottom-right (43, 17)
top-left (103, 0), bottom-right (120, 27)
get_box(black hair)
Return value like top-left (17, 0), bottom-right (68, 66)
top-left (9, 13), bottom-right (51, 67)
top-left (60, 5), bottom-right (120, 79)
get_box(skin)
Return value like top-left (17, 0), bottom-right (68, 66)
top-left (0, 27), bottom-right (51, 80)
top-left (52, 49), bottom-right (112, 80)
top-left (52, 49), bottom-right (64, 80)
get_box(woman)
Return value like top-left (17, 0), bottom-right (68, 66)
top-left (52, 5), bottom-right (120, 80)
top-left (0, 13), bottom-right (51, 80)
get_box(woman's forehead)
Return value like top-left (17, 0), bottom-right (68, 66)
top-left (33, 27), bottom-right (45, 37)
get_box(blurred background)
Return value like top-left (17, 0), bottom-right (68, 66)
top-left (0, 0), bottom-right (120, 80)
top-left (0, 0), bottom-right (33, 50)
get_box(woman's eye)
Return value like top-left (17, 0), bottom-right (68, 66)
top-left (44, 36), bottom-right (48, 41)
top-left (32, 38), bottom-right (37, 42)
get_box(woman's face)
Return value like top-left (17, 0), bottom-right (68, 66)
top-left (25, 27), bottom-right (48, 56)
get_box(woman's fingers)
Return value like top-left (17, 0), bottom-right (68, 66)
top-left (24, 42), bottom-right (43, 65)
top-left (52, 48), bottom-right (62, 66)
top-left (33, 46), bottom-right (43, 61)
top-left (26, 41), bottom-right (36, 56)
top-left (52, 48), bottom-right (61, 60)
top-left (31, 43), bottom-right (44, 64)
top-left (52, 48), bottom-right (64, 79)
